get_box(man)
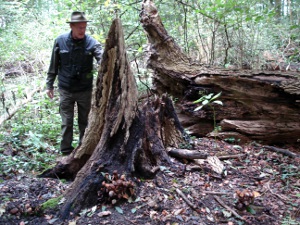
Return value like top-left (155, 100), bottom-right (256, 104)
top-left (46, 11), bottom-right (103, 155)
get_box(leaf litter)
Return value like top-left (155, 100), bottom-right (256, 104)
top-left (0, 138), bottom-right (299, 225)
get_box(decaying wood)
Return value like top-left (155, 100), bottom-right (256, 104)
top-left (167, 146), bottom-right (246, 161)
top-left (40, 18), bottom-right (186, 219)
top-left (192, 156), bottom-right (225, 175)
top-left (140, 0), bottom-right (300, 146)
top-left (207, 156), bottom-right (225, 175)
top-left (167, 147), bottom-right (208, 159)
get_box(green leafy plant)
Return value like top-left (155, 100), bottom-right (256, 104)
top-left (224, 137), bottom-right (240, 144)
top-left (193, 91), bottom-right (223, 134)
top-left (0, 91), bottom-right (61, 176)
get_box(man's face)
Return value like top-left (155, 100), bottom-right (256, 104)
top-left (70, 22), bottom-right (87, 40)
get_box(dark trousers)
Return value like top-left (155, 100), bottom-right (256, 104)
top-left (58, 88), bottom-right (92, 153)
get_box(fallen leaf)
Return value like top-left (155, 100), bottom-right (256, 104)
top-left (131, 208), bottom-right (137, 213)
top-left (115, 206), bottom-right (123, 214)
top-left (173, 208), bottom-right (184, 216)
top-left (98, 211), bottom-right (111, 217)
top-left (253, 191), bottom-right (261, 198)
top-left (233, 145), bottom-right (243, 151)
top-left (222, 210), bottom-right (232, 218)
top-left (246, 205), bottom-right (256, 215)
top-left (44, 214), bottom-right (53, 220)
top-left (48, 218), bottom-right (59, 224)
top-left (207, 214), bottom-right (214, 222)
top-left (0, 204), bottom-right (6, 216)
top-left (149, 210), bottom-right (158, 219)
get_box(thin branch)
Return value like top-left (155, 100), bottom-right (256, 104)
top-left (214, 196), bottom-right (245, 221)
top-left (203, 191), bottom-right (229, 195)
top-left (176, 188), bottom-right (198, 210)
top-left (217, 154), bottom-right (247, 160)
top-left (263, 145), bottom-right (299, 158)
top-left (0, 87), bottom-right (42, 126)
top-left (125, 25), bottom-right (140, 40)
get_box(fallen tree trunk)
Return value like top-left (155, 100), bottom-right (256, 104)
top-left (140, 0), bottom-right (300, 145)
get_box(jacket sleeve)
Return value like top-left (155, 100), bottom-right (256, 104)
top-left (46, 40), bottom-right (60, 90)
top-left (93, 42), bottom-right (103, 64)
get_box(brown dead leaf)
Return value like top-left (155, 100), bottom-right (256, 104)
top-left (161, 209), bottom-right (169, 216)
top-left (97, 211), bottom-right (111, 217)
top-left (173, 208), bottom-right (185, 216)
top-left (253, 191), bottom-right (261, 198)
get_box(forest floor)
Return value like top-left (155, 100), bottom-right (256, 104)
top-left (0, 138), bottom-right (299, 225)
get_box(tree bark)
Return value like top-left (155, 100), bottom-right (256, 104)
top-left (140, 0), bottom-right (300, 145)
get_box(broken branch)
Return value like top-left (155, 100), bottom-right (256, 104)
top-left (217, 154), bottom-right (247, 160)
top-left (262, 145), bottom-right (299, 158)
top-left (214, 195), bottom-right (245, 221)
top-left (167, 148), bottom-right (208, 160)
top-left (175, 188), bottom-right (198, 210)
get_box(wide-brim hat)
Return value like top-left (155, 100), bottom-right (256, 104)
top-left (66, 11), bottom-right (91, 23)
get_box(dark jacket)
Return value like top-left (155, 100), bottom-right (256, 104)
top-left (46, 32), bottom-right (103, 92)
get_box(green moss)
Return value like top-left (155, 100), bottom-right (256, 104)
top-left (41, 196), bottom-right (63, 211)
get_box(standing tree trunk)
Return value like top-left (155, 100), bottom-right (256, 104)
top-left (40, 17), bottom-right (186, 219)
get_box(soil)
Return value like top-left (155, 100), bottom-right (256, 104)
top-left (0, 138), bottom-right (299, 225)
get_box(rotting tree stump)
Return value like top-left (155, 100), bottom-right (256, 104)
top-left (40, 17), bottom-right (186, 219)
top-left (140, 0), bottom-right (300, 145)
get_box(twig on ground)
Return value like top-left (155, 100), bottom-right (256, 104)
top-left (265, 181), bottom-right (289, 203)
top-left (263, 145), bottom-right (299, 158)
top-left (214, 196), bottom-right (245, 221)
top-left (217, 154), bottom-right (247, 160)
top-left (123, 216), bottom-right (138, 225)
top-left (176, 188), bottom-right (198, 210)
top-left (203, 191), bottom-right (229, 195)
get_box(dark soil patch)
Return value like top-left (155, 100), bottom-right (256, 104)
top-left (0, 138), bottom-right (299, 225)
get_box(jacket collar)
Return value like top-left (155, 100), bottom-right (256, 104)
top-left (68, 31), bottom-right (86, 43)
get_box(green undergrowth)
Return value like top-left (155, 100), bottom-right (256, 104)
top-left (0, 91), bottom-right (61, 177)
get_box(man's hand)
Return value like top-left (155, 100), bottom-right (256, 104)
top-left (46, 89), bottom-right (54, 99)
